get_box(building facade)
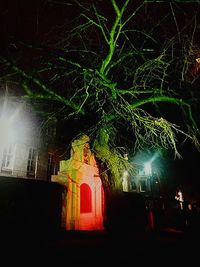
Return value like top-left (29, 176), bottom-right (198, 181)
top-left (52, 135), bottom-right (104, 231)
top-left (0, 96), bottom-right (58, 181)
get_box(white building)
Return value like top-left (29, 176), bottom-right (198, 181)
top-left (0, 96), bottom-right (58, 180)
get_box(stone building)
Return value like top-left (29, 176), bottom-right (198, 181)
top-left (0, 96), bottom-right (58, 181)
top-left (52, 135), bottom-right (104, 230)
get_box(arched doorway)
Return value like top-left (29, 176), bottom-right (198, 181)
top-left (80, 183), bottom-right (92, 213)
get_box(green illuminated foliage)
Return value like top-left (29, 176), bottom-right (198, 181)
top-left (0, 0), bottom-right (200, 190)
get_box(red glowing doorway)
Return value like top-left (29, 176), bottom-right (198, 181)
top-left (80, 183), bottom-right (92, 213)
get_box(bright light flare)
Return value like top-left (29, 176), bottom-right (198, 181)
top-left (144, 151), bottom-right (160, 176)
top-left (144, 162), bottom-right (152, 176)
top-left (0, 117), bottom-right (15, 147)
top-left (0, 98), bottom-right (24, 148)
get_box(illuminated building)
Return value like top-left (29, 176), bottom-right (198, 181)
top-left (52, 135), bottom-right (104, 230)
top-left (0, 95), bottom-right (58, 181)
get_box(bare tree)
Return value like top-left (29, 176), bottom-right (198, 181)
top-left (0, 0), bottom-right (199, 192)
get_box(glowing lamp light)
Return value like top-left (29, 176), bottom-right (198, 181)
top-left (0, 98), bottom-right (26, 149)
top-left (144, 162), bottom-right (152, 176)
top-left (0, 117), bottom-right (15, 148)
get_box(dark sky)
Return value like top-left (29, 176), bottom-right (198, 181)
top-left (0, 0), bottom-right (200, 199)
top-left (169, 142), bottom-right (200, 198)
top-left (0, 0), bottom-right (74, 46)
top-left (1, 0), bottom-right (200, 46)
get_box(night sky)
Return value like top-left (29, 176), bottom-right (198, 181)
top-left (0, 0), bottom-right (200, 200)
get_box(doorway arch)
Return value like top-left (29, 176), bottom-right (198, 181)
top-left (80, 183), bottom-right (92, 213)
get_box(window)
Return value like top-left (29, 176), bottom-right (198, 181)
top-left (140, 180), bottom-right (148, 192)
top-left (47, 152), bottom-right (54, 180)
top-left (46, 124), bottom-right (56, 142)
top-left (27, 148), bottom-right (37, 177)
top-left (130, 180), bottom-right (137, 191)
top-left (2, 144), bottom-right (15, 172)
top-left (83, 143), bottom-right (89, 164)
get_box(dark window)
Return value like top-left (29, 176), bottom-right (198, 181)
top-left (2, 144), bottom-right (15, 171)
top-left (27, 148), bottom-right (36, 177)
top-left (47, 153), bottom-right (54, 180)
top-left (83, 144), bottom-right (89, 164)
top-left (140, 180), bottom-right (147, 192)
